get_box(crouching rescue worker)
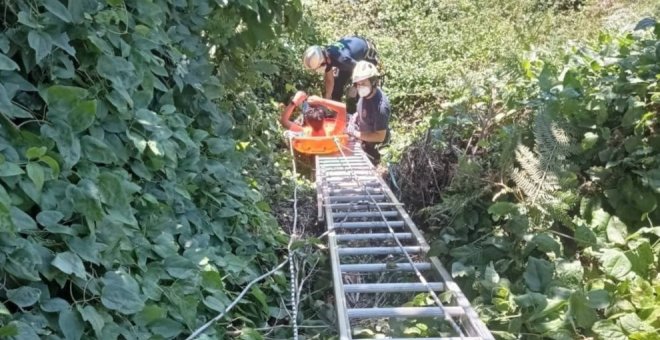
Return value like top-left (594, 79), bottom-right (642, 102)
top-left (346, 61), bottom-right (390, 166)
top-left (280, 90), bottom-right (347, 138)
top-left (302, 36), bottom-right (379, 102)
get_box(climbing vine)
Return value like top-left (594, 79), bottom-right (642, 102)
top-left (0, 0), bottom-right (304, 339)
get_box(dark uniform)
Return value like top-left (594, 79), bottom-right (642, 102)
top-left (355, 88), bottom-right (390, 165)
top-left (324, 36), bottom-right (379, 102)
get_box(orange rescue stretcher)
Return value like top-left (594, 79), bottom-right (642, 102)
top-left (290, 118), bottom-right (349, 155)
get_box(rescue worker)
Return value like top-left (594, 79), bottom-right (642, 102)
top-left (346, 61), bottom-right (390, 166)
top-left (302, 36), bottom-right (379, 102)
top-left (280, 91), bottom-right (347, 137)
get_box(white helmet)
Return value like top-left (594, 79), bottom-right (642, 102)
top-left (303, 46), bottom-right (325, 70)
top-left (352, 60), bottom-right (379, 83)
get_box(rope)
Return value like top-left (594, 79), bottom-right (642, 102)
top-left (286, 137), bottom-right (300, 340)
top-left (332, 137), bottom-right (466, 338)
top-left (185, 260), bottom-right (288, 340)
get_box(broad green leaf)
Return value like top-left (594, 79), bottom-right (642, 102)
top-left (0, 301), bottom-right (10, 315)
top-left (27, 31), bottom-right (53, 63)
top-left (0, 162), bottom-right (24, 177)
top-left (66, 236), bottom-right (102, 264)
top-left (27, 163), bottom-right (45, 191)
top-left (586, 289), bottom-right (610, 309)
top-left (0, 52), bottom-right (19, 71)
top-left (78, 305), bottom-right (105, 336)
top-left (81, 135), bottom-right (117, 164)
top-left (524, 257), bottom-right (553, 292)
top-left (0, 324), bottom-right (17, 337)
top-left (39, 155), bottom-right (61, 176)
top-left (26, 147), bottom-right (47, 160)
top-left (532, 233), bottom-right (561, 255)
top-left (40, 298), bottom-right (70, 312)
top-left (36, 210), bottom-right (64, 227)
top-left (58, 308), bottom-right (83, 340)
top-left (6, 286), bottom-right (41, 308)
top-left (69, 100), bottom-right (97, 133)
top-left (575, 224), bottom-right (597, 247)
top-left (134, 304), bottom-right (167, 326)
top-left (600, 249), bottom-right (632, 280)
top-left (17, 11), bottom-right (42, 29)
top-left (569, 291), bottom-right (598, 328)
top-left (41, 122), bottom-right (81, 168)
top-left (9, 321), bottom-right (39, 340)
top-left (163, 255), bottom-right (196, 279)
top-left (592, 320), bottom-right (627, 340)
top-left (101, 271), bottom-right (145, 314)
top-left (52, 251), bottom-right (87, 279)
top-left (618, 313), bottom-right (654, 334)
top-left (51, 32), bottom-right (76, 56)
top-left (606, 216), bottom-right (627, 245)
top-left (66, 179), bottom-right (103, 221)
top-left (10, 207), bottom-right (37, 231)
top-left (44, 0), bottom-right (73, 22)
top-left (97, 172), bottom-right (128, 207)
top-left (149, 318), bottom-right (184, 338)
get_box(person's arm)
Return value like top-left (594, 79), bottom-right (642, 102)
top-left (308, 95), bottom-right (347, 134)
top-left (353, 130), bottom-right (386, 143)
top-left (279, 91), bottom-right (307, 132)
top-left (323, 70), bottom-right (334, 99)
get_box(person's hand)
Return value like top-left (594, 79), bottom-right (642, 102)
top-left (307, 95), bottom-right (322, 105)
top-left (292, 91), bottom-right (308, 106)
top-left (346, 122), bottom-right (359, 139)
top-left (284, 130), bottom-right (304, 139)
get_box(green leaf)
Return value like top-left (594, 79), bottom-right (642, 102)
top-left (27, 163), bottom-right (45, 191)
top-left (17, 11), bottom-right (42, 29)
top-left (163, 255), bottom-right (196, 279)
top-left (575, 224), bottom-right (597, 247)
top-left (592, 320), bottom-right (627, 340)
top-left (606, 216), bottom-right (628, 245)
top-left (569, 291), bottom-right (598, 329)
top-left (600, 249), bottom-right (632, 280)
top-left (36, 210), bottom-right (64, 227)
top-left (52, 251), bottom-right (87, 279)
top-left (58, 308), bottom-right (83, 340)
top-left (101, 271), bottom-right (145, 314)
top-left (618, 313), bottom-right (654, 334)
top-left (41, 121), bottom-right (81, 168)
top-left (27, 31), bottom-right (53, 63)
top-left (0, 52), bottom-right (19, 71)
top-left (524, 257), bottom-right (553, 292)
top-left (78, 305), bottom-right (105, 337)
top-left (0, 162), bottom-right (24, 177)
top-left (6, 286), bottom-right (41, 308)
top-left (66, 179), bottom-right (103, 221)
top-left (149, 318), bottom-right (184, 338)
top-left (69, 100), bottom-right (97, 133)
top-left (10, 207), bottom-right (37, 231)
top-left (134, 304), bottom-right (167, 326)
top-left (39, 155), bottom-right (61, 177)
top-left (0, 301), bottom-right (10, 315)
top-left (44, 0), bottom-right (73, 23)
top-left (40, 298), bottom-right (70, 312)
top-left (26, 147), bottom-right (47, 160)
top-left (97, 172), bottom-right (128, 207)
top-left (0, 324), bottom-right (18, 337)
top-left (586, 289), bottom-right (610, 309)
top-left (81, 135), bottom-right (117, 164)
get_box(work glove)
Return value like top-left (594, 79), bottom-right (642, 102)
top-left (346, 122), bottom-right (359, 138)
top-left (283, 130), bottom-right (304, 139)
top-left (292, 91), bottom-right (308, 106)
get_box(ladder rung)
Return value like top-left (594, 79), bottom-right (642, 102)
top-left (341, 262), bottom-right (431, 272)
top-left (326, 202), bottom-right (402, 210)
top-left (329, 195), bottom-right (387, 202)
top-left (332, 211), bottom-right (398, 219)
top-left (335, 232), bottom-right (412, 241)
top-left (387, 338), bottom-right (482, 340)
top-left (338, 246), bottom-right (422, 256)
top-left (328, 188), bottom-right (383, 195)
top-left (334, 221), bottom-right (404, 229)
top-left (347, 306), bottom-right (465, 318)
top-left (325, 182), bottom-right (380, 188)
top-left (343, 282), bottom-right (445, 293)
top-left (324, 176), bottom-right (379, 182)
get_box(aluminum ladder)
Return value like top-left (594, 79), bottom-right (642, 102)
top-left (315, 141), bottom-right (494, 340)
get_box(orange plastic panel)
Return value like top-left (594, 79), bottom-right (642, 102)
top-left (292, 134), bottom-right (349, 155)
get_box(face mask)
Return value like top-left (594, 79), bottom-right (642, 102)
top-left (357, 85), bottom-right (371, 97)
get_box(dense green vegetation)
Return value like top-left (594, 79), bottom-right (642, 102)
top-left (0, 0), bottom-right (307, 339)
top-left (1, 0), bottom-right (659, 339)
